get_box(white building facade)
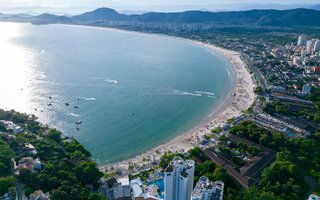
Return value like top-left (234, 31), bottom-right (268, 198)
top-left (307, 39), bottom-right (318, 54)
top-left (191, 176), bottom-right (224, 200)
top-left (314, 40), bottom-right (320, 53)
top-left (164, 157), bottom-right (195, 200)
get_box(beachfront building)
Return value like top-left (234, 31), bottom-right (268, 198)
top-left (129, 178), bottom-right (161, 200)
top-left (307, 39), bottom-right (318, 54)
top-left (191, 177), bottom-right (224, 200)
top-left (164, 157), bottom-right (195, 200)
top-left (314, 40), bottom-right (320, 53)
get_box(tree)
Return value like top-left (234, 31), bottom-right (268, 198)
top-left (0, 141), bottom-right (14, 176)
top-left (50, 182), bottom-right (90, 200)
top-left (64, 140), bottom-right (91, 158)
top-left (0, 176), bottom-right (16, 196)
top-left (255, 86), bottom-right (263, 94)
top-left (88, 193), bottom-right (105, 200)
top-left (243, 187), bottom-right (280, 200)
top-left (48, 129), bottom-right (62, 144)
top-left (75, 161), bottom-right (103, 188)
top-left (17, 168), bottom-right (40, 190)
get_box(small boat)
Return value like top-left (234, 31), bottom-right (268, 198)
top-left (76, 127), bottom-right (80, 131)
top-left (40, 110), bottom-right (43, 113)
top-left (74, 106), bottom-right (80, 109)
top-left (47, 103), bottom-right (52, 106)
top-left (65, 103), bottom-right (70, 106)
top-left (49, 96), bottom-right (52, 99)
top-left (75, 119), bottom-right (82, 125)
top-left (34, 108), bottom-right (38, 111)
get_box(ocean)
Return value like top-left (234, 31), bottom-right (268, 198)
top-left (0, 22), bottom-right (233, 164)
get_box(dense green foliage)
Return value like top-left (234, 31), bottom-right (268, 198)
top-left (189, 121), bottom-right (320, 200)
top-left (0, 109), bottom-right (104, 199)
top-left (159, 152), bottom-right (185, 170)
top-left (0, 176), bottom-right (16, 196)
top-left (307, 87), bottom-right (320, 110)
top-left (264, 100), bottom-right (320, 124)
top-left (0, 141), bottom-right (14, 177)
top-left (228, 120), bottom-right (320, 199)
top-left (218, 140), bottom-right (261, 168)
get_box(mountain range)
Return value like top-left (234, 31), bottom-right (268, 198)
top-left (1, 7), bottom-right (320, 27)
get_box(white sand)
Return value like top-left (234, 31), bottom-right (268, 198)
top-left (99, 39), bottom-right (257, 176)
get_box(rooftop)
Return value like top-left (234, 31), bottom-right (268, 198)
top-left (203, 135), bottom-right (276, 189)
top-left (192, 176), bottom-right (224, 200)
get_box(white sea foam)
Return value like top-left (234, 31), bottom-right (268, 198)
top-left (226, 68), bottom-right (231, 78)
top-left (207, 95), bottom-right (218, 99)
top-left (82, 97), bottom-right (96, 101)
top-left (194, 91), bottom-right (215, 96)
top-left (105, 79), bottom-right (118, 84)
top-left (171, 90), bottom-right (202, 97)
top-left (68, 113), bottom-right (81, 117)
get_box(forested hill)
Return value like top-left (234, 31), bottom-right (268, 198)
top-left (1, 7), bottom-right (320, 27)
top-left (0, 109), bottom-right (104, 200)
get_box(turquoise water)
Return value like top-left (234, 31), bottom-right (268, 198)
top-left (0, 22), bottom-right (233, 164)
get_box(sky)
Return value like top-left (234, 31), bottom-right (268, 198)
top-left (0, 0), bottom-right (319, 14)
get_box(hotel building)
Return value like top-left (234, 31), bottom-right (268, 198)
top-left (192, 176), bottom-right (224, 200)
top-left (164, 157), bottom-right (195, 200)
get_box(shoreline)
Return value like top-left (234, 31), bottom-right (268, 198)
top-left (4, 22), bottom-right (256, 174)
top-left (97, 31), bottom-right (257, 175)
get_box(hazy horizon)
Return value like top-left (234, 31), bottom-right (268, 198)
top-left (0, 0), bottom-right (319, 15)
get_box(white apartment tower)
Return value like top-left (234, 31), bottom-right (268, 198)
top-left (306, 39), bottom-right (318, 54)
top-left (192, 176), bottom-right (224, 200)
top-left (297, 35), bottom-right (307, 47)
top-left (314, 40), bottom-right (320, 53)
top-left (164, 157), bottom-right (195, 200)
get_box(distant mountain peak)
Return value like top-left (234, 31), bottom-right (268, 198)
top-left (72, 7), bottom-right (127, 21)
top-left (1, 7), bottom-right (320, 27)
top-left (311, 4), bottom-right (320, 10)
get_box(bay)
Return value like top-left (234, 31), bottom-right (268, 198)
top-left (0, 22), bottom-right (233, 164)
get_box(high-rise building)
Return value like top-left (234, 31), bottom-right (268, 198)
top-left (306, 39), bottom-right (318, 54)
top-left (192, 176), bottom-right (224, 200)
top-left (314, 40), bottom-right (320, 53)
top-left (297, 35), bottom-right (307, 47)
top-left (302, 84), bottom-right (312, 95)
top-left (164, 157), bottom-right (195, 200)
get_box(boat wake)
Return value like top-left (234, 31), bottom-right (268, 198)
top-left (68, 113), bottom-right (81, 117)
top-left (169, 90), bottom-right (218, 98)
top-left (194, 91), bottom-right (215, 96)
top-left (170, 90), bottom-right (202, 97)
top-left (81, 97), bottom-right (96, 101)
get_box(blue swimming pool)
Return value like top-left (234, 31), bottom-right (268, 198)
top-left (155, 179), bottom-right (164, 192)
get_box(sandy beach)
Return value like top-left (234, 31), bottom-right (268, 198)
top-left (99, 38), bottom-right (256, 176)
